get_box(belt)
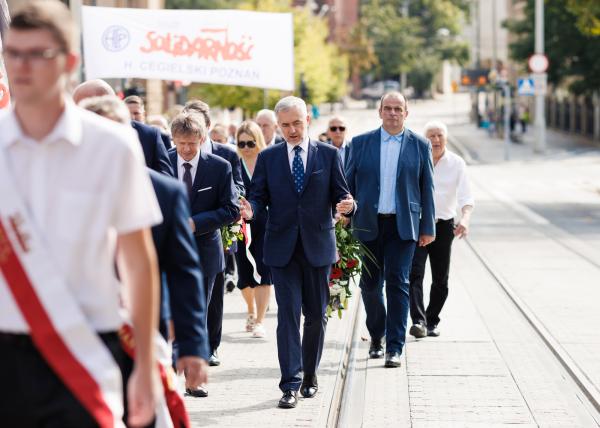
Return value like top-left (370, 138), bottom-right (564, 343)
top-left (0, 331), bottom-right (119, 347)
top-left (378, 213), bottom-right (396, 218)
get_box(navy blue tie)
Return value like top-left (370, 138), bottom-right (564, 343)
top-left (292, 146), bottom-right (304, 194)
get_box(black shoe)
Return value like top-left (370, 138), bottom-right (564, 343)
top-left (185, 386), bottom-right (208, 397)
top-left (368, 338), bottom-right (384, 359)
top-left (409, 323), bottom-right (427, 339)
top-left (225, 280), bottom-right (236, 293)
top-left (427, 325), bottom-right (440, 337)
top-left (300, 374), bottom-right (318, 398)
top-left (278, 390), bottom-right (298, 408)
top-left (384, 352), bottom-right (402, 368)
top-left (208, 351), bottom-right (221, 366)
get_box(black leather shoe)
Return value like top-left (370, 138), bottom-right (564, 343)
top-left (209, 351), bottom-right (221, 366)
top-left (409, 323), bottom-right (427, 338)
top-left (384, 352), bottom-right (402, 368)
top-left (427, 325), bottom-right (440, 337)
top-left (185, 386), bottom-right (208, 397)
top-left (300, 374), bottom-right (318, 398)
top-left (369, 338), bottom-right (384, 359)
top-left (278, 390), bottom-right (298, 408)
top-left (225, 280), bottom-right (236, 293)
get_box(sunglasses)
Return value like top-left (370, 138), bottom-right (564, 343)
top-left (329, 126), bottom-right (346, 132)
top-left (237, 140), bottom-right (256, 149)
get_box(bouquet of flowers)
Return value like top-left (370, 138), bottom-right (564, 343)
top-left (221, 222), bottom-right (244, 252)
top-left (327, 221), bottom-right (375, 319)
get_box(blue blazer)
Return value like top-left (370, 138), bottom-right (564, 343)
top-left (169, 150), bottom-right (239, 277)
top-left (131, 121), bottom-right (174, 176)
top-left (148, 170), bottom-right (208, 359)
top-left (345, 128), bottom-right (435, 242)
top-left (211, 140), bottom-right (245, 198)
top-left (249, 140), bottom-right (352, 268)
top-left (159, 131), bottom-right (172, 152)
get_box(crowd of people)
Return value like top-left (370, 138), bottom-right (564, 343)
top-left (0, 1), bottom-right (474, 426)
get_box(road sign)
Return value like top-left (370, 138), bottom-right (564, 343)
top-left (528, 53), bottom-right (549, 73)
top-left (517, 77), bottom-right (535, 96)
top-left (532, 73), bottom-right (547, 96)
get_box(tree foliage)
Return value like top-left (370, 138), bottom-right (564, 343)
top-left (169, 0), bottom-right (349, 114)
top-left (504, 0), bottom-right (600, 95)
top-left (357, 0), bottom-right (469, 97)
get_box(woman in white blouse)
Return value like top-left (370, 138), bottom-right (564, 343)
top-left (409, 121), bottom-right (474, 338)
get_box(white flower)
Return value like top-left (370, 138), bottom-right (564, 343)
top-left (329, 284), bottom-right (343, 296)
top-left (230, 225), bottom-right (241, 233)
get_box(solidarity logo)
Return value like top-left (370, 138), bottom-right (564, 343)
top-left (102, 26), bottom-right (130, 52)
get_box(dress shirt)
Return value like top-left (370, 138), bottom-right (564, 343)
top-left (177, 150), bottom-right (200, 185)
top-left (331, 141), bottom-right (347, 168)
top-left (378, 127), bottom-right (404, 214)
top-left (201, 138), bottom-right (213, 155)
top-left (286, 137), bottom-right (309, 173)
top-left (433, 149), bottom-right (474, 220)
top-left (0, 101), bottom-right (163, 332)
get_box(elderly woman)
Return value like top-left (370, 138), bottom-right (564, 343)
top-left (235, 120), bottom-right (273, 338)
top-left (409, 121), bottom-right (474, 338)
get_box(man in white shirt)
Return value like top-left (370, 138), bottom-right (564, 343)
top-left (409, 120), bottom-right (474, 338)
top-left (0, 2), bottom-right (161, 426)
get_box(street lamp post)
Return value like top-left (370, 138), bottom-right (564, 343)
top-left (534, 0), bottom-right (546, 153)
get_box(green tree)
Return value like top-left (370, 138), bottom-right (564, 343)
top-left (505, 0), bottom-right (600, 94)
top-left (357, 0), bottom-right (469, 97)
top-left (179, 0), bottom-right (349, 114)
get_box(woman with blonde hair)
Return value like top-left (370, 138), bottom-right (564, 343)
top-left (235, 120), bottom-right (273, 338)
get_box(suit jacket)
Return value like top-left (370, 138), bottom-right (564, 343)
top-left (169, 150), bottom-right (239, 277)
top-left (131, 121), bottom-right (174, 176)
top-left (211, 140), bottom-right (245, 198)
top-left (160, 131), bottom-right (172, 152)
top-left (249, 140), bottom-right (352, 268)
top-left (345, 128), bottom-right (435, 242)
top-left (148, 169), bottom-right (208, 359)
top-left (273, 135), bottom-right (285, 145)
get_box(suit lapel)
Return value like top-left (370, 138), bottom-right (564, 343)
top-left (396, 129), bottom-right (410, 180)
top-left (300, 140), bottom-right (317, 196)
top-left (170, 151), bottom-right (179, 178)
top-left (371, 129), bottom-right (382, 186)
top-left (191, 152), bottom-right (209, 203)
top-left (279, 142), bottom-right (297, 196)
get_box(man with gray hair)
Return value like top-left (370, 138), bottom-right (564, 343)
top-left (256, 108), bottom-right (284, 146)
top-left (240, 96), bottom-right (355, 409)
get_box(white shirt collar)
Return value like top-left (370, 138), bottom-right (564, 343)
top-left (286, 136), bottom-right (309, 155)
top-left (0, 98), bottom-right (82, 148)
top-left (177, 149), bottom-right (201, 170)
top-left (201, 139), bottom-right (213, 154)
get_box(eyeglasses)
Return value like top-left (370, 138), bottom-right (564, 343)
top-left (2, 48), bottom-right (65, 64)
top-left (237, 140), bottom-right (256, 149)
top-left (329, 126), bottom-right (346, 132)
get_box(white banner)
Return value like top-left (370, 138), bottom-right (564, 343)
top-left (81, 6), bottom-right (294, 91)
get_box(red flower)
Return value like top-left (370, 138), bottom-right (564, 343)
top-left (330, 267), bottom-right (343, 279)
top-left (346, 259), bottom-right (358, 269)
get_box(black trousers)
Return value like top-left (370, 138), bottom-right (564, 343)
top-left (0, 332), bottom-right (153, 428)
top-left (208, 272), bottom-right (224, 353)
top-left (409, 219), bottom-right (455, 327)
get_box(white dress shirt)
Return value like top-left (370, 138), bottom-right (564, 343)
top-left (0, 101), bottom-right (162, 332)
top-left (433, 149), bottom-right (474, 220)
top-left (286, 138), bottom-right (309, 173)
top-left (201, 139), bottom-right (213, 155)
top-left (177, 149), bottom-right (200, 185)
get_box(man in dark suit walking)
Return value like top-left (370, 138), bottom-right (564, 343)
top-left (345, 91), bottom-right (435, 368)
top-left (240, 96), bottom-right (355, 409)
top-left (182, 99), bottom-right (244, 366)
top-left (169, 112), bottom-right (239, 393)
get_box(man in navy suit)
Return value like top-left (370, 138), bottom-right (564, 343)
top-left (256, 109), bottom-right (285, 146)
top-left (326, 116), bottom-right (350, 167)
top-left (72, 80), bottom-right (173, 176)
top-left (240, 96), bottom-right (355, 409)
top-left (124, 95), bottom-right (172, 152)
top-left (169, 112), bottom-right (239, 389)
top-left (147, 169), bottom-right (209, 397)
top-left (182, 99), bottom-right (244, 366)
top-left (345, 92), bottom-right (435, 368)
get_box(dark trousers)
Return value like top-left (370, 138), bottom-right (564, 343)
top-left (359, 216), bottom-right (416, 354)
top-left (0, 332), bottom-right (153, 428)
top-left (208, 272), bottom-right (224, 353)
top-left (270, 238), bottom-right (330, 392)
top-left (224, 252), bottom-right (237, 282)
top-left (409, 219), bottom-right (455, 327)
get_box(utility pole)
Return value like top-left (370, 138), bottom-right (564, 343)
top-left (400, 0), bottom-right (409, 91)
top-left (534, 0), bottom-right (546, 153)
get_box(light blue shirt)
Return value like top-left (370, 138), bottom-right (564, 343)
top-left (378, 127), bottom-right (404, 214)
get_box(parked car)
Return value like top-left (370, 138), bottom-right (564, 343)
top-left (360, 80), bottom-right (401, 100)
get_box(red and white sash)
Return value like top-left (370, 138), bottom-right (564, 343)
top-left (0, 151), bottom-right (187, 428)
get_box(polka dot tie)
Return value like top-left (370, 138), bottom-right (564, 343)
top-left (292, 146), bottom-right (304, 194)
